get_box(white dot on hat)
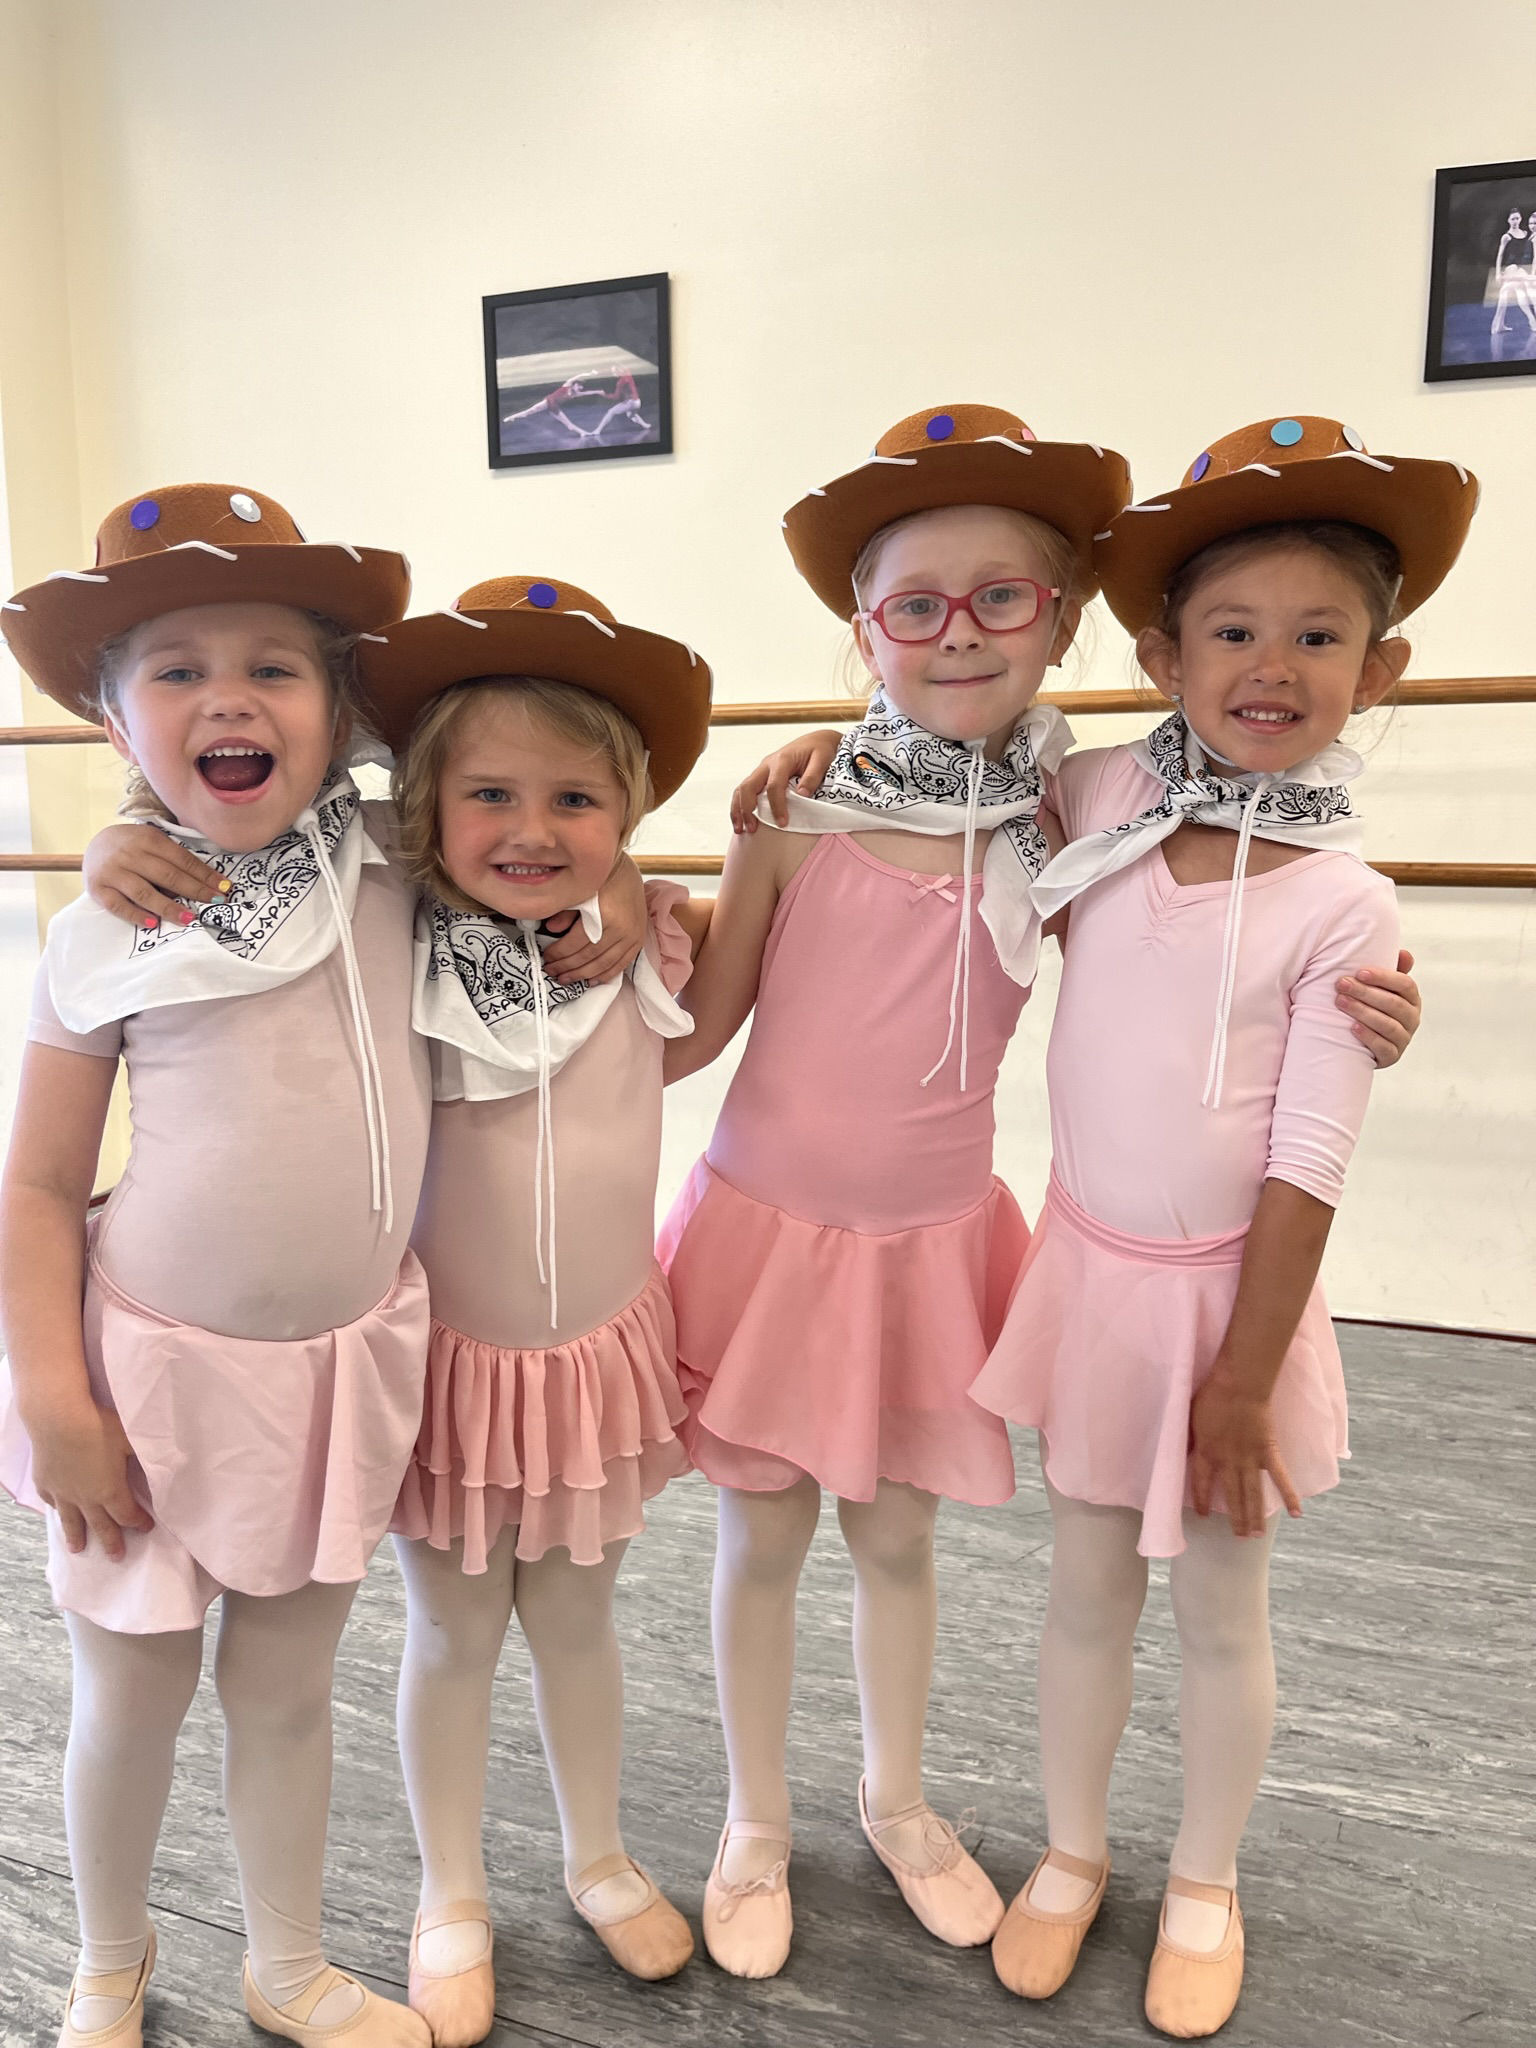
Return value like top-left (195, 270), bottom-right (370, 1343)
top-left (1342, 425), bottom-right (1365, 451)
top-left (229, 492), bottom-right (262, 523)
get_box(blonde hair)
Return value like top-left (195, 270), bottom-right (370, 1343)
top-left (392, 675), bottom-right (653, 913)
top-left (94, 609), bottom-right (364, 823)
top-left (843, 505), bottom-right (1083, 700)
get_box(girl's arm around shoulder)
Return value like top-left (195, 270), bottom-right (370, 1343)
top-left (0, 1038), bottom-right (152, 1560)
top-left (663, 824), bottom-right (811, 1083)
top-left (1047, 742), bottom-right (1154, 844)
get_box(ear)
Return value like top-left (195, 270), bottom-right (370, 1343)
top-left (1355, 634), bottom-right (1411, 711)
top-left (103, 710), bottom-right (136, 767)
top-left (851, 615), bottom-right (881, 681)
top-left (1136, 626), bottom-right (1181, 702)
top-left (1047, 598), bottom-right (1083, 667)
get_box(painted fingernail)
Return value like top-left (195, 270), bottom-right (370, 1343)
top-left (144, 915), bottom-right (159, 930)
top-left (179, 910), bottom-right (197, 925)
top-left (217, 877), bottom-right (233, 894)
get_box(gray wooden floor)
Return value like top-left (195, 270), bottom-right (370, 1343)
top-left (0, 1323), bottom-right (1531, 2048)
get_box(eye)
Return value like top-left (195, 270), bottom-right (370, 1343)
top-left (556, 790), bottom-right (596, 810)
top-left (975, 583), bottom-right (1025, 608)
top-left (891, 593), bottom-right (942, 618)
top-left (251, 663), bottom-right (297, 681)
top-left (1298, 630), bottom-right (1338, 648)
top-left (470, 786), bottom-right (509, 804)
top-left (1214, 626), bottom-right (1252, 644)
top-left (155, 665), bottom-right (201, 683)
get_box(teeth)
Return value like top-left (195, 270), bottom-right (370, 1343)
top-left (202, 746), bottom-right (268, 756)
top-left (1238, 709), bottom-right (1296, 723)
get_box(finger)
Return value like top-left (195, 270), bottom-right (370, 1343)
top-left (105, 1480), bottom-right (154, 1534)
top-left (797, 753), bottom-right (831, 798)
top-left (1241, 1466), bottom-right (1267, 1538)
top-left (1336, 979), bottom-right (1413, 1026)
top-left (100, 888), bottom-right (160, 933)
top-left (1189, 1451), bottom-right (1212, 1518)
top-left (1267, 1448), bottom-right (1303, 1520)
top-left (1397, 949), bottom-right (1415, 974)
top-left (1339, 998), bottom-right (1411, 1044)
top-left (553, 942), bottom-right (634, 985)
top-left (55, 1501), bottom-right (88, 1554)
top-left (764, 768), bottom-right (791, 829)
top-left (82, 1503), bottom-right (126, 1560)
top-left (155, 848), bottom-right (228, 901)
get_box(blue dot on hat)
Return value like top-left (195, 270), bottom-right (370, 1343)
top-left (1270, 418), bottom-right (1304, 447)
top-left (1191, 451), bottom-right (1211, 481)
top-left (528, 581), bottom-right (559, 609)
top-left (925, 413), bottom-right (956, 442)
top-left (129, 498), bottom-right (160, 531)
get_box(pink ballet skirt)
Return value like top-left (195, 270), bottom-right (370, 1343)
top-left (392, 1263), bottom-right (689, 1571)
top-left (659, 1161), bottom-right (1027, 1504)
top-left (0, 1247), bottom-right (430, 1633)
top-left (970, 1175), bottom-right (1350, 1557)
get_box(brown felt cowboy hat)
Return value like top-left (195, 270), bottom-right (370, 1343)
top-left (355, 574), bottom-right (713, 805)
top-left (1, 484), bottom-right (411, 720)
top-left (1094, 415), bottom-right (1480, 635)
top-left (782, 404), bottom-right (1133, 616)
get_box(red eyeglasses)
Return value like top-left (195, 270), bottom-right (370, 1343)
top-left (858, 578), bottom-right (1061, 645)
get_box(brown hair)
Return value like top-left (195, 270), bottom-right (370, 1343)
top-left (392, 675), bottom-right (653, 912)
top-left (95, 608), bottom-right (364, 822)
top-left (844, 505), bottom-right (1083, 699)
top-left (1156, 521), bottom-right (1405, 645)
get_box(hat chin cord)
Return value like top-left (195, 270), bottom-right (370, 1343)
top-left (305, 807), bottom-right (393, 1230)
top-left (920, 738), bottom-right (985, 1094)
top-left (519, 924), bottom-right (560, 1326)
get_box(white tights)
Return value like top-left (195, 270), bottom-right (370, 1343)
top-left (65, 1580), bottom-right (364, 2030)
top-left (711, 1477), bottom-right (944, 1882)
top-left (1032, 1475), bottom-right (1276, 1947)
top-left (393, 1530), bottom-right (639, 1967)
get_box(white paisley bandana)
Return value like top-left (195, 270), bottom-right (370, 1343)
top-left (1030, 709), bottom-right (1367, 1110)
top-left (44, 768), bottom-right (396, 1225)
top-left (414, 895), bottom-right (693, 1325)
top-left (757, 689), bottom-right (1073, 993)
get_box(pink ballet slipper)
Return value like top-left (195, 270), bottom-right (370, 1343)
top-left (857, 1777), bottom-right (1004, 1945)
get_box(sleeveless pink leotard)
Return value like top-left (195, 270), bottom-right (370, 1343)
top-left (659, 831), bottom-right (1032, 1504)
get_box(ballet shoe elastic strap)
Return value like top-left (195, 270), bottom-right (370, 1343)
top-left (1042, 1847), bottom-right (1108, 1883)
top-left (1166, 1875), bottom-right (1236, 1909)
top-left (415, 1897), bottom-right (492, 1938)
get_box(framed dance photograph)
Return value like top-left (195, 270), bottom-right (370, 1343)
top-left (1425, 158), bottom-right (1536, 381)
top-left (483, 272), bottom-right (673, 469)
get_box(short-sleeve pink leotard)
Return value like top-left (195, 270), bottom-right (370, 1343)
top-left (392, 885), bottom-right (693, 1571)
top-left (0, 805), bottom-right (434, 1630)
top-left (659, 831), bottom-right (1033, 1505)
top-left (970, 746), bottom-right (1401, 1554)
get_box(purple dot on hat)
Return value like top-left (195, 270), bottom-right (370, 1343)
top-left (1191, 451), bottom-right (1212, 482)
top-left (528, 581), bottom-right (559, 609)
top-left (925, 413), bottom-right (956, 442)
top-left (129, 498), bottom-right (160, 531)
top-left (1270, 418), bottom-right (1304, 447)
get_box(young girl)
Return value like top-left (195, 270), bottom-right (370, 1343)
top-left (967, 416), bottom-right (1478, 2037)
top-left (0, 485), bottom-right (434, 2046)
top-left (661, 404), bottom-right (1134, 1975)
top-left (356, 575), bottom-right (709, 2044)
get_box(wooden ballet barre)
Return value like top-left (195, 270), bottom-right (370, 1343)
top-left (0, 852), bottom-right (1530, 888)
top-left (2, 676), bottom-right (1535, 749)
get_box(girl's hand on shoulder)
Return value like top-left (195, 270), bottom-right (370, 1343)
top-left (545, 854), bottom-right (645, 984)
top-left (84, 823), bottom-right (227, 931)
top-left (731, 728), bottom-right (843, 833)
top-left (1188, 1371), bottom-right (1302, 1539)
top-left (28, 1397), bottom-right (153, 1559)
top-left (1336, 948), bottom-right (1420, 1067)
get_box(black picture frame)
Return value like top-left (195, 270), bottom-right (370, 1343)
top-left (1426, 159), bottom-right (1536, 382)
top-left (483, 272), bottom-right (673, 469)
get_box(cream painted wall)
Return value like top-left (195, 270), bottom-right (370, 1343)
top-left (5, 0), bottom-right (1534, 1329)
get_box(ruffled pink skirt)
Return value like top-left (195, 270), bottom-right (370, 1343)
top-left (0, 1250), bottom-right (430, 1633)
top-left (391, 1262), bottom-right (689, 1571)
top-left (657, 1159), bottom-right (1027, 1505)
top-left (970, 1175), bottom-right (1349, 1557)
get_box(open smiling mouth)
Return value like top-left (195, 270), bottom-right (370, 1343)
top-left (198, 745), bottom-right (275, 795)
